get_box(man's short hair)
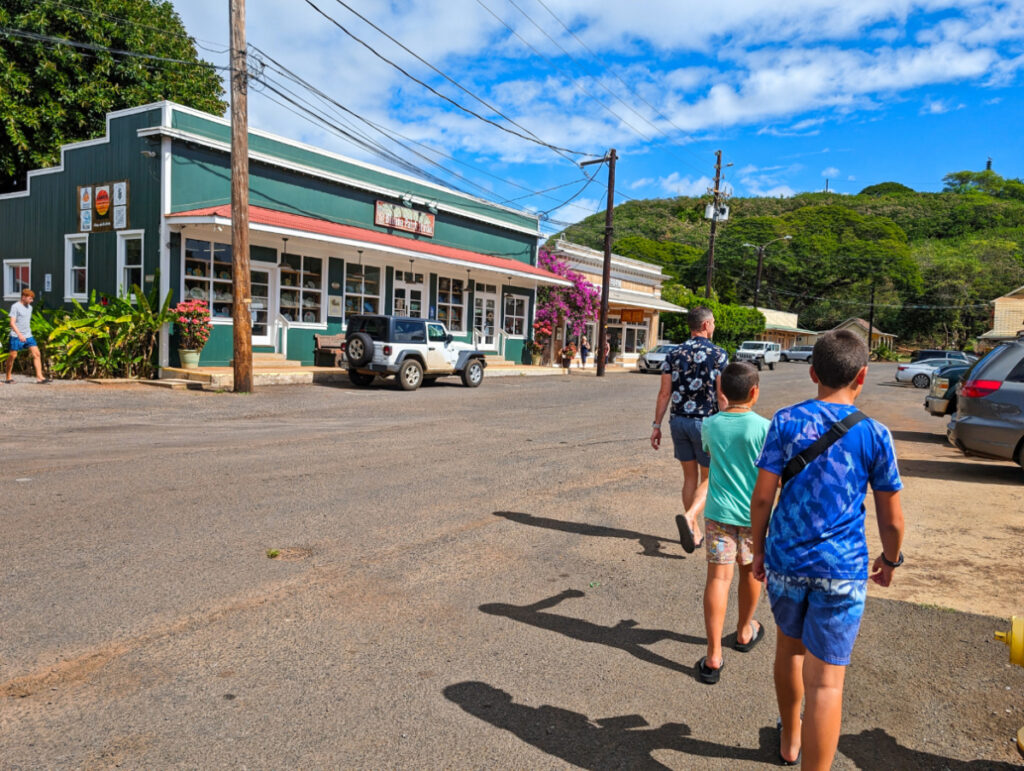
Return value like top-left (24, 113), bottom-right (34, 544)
top-left (21, 288), bottom-right (34, 300)
top-left (687, 306), bottom-right (714, 332)
top-left (721, 361), bottom-right (759, 402)
top-left (812, 330), bottom-right (869, 388)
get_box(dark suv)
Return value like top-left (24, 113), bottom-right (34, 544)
top-left (947, 337), bottom-right (1024, 468)
top-left (343, 315), bottom-right (486, 391)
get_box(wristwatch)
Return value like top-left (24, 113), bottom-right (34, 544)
top-left (651, 421), bottom-right (661, 429)
top-left (880, 551), bottom-right (904, 568)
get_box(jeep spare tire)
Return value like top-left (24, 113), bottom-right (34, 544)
top-left (346, 332), bottom-right (374, 367)
top-left (461, 358), bottom-right (484, 388)
top-left (398, 359), bottom-right (423, 390)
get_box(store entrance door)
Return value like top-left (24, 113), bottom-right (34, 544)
top-left (250, 267), bottom-right (274, 347)
top-left (473, 282), bottom-right (498, 349)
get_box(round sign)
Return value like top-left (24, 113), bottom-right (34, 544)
top-left (95, 188), bottom-right (110, 216)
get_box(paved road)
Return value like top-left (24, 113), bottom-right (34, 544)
top-left (2, 365), bottom-right (1022, 768)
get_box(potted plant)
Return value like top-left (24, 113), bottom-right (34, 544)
top-left (173, 299), bottom-right (212, 369)
top-left (530, 320), bottom-right (552, 366)
top-left (559, 342), bottom-right (577, 371)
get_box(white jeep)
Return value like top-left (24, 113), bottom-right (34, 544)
top-left (343, 314), bottom-right (487, 391)
top-left (733, 341), bottom-right (782, 371)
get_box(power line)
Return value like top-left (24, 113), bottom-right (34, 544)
top-left (539, 161), bottom-right (604, 217)
top-left (301, 0), bottom-right (597, 161)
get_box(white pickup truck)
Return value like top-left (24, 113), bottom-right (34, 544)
top-left (733, 341), bottom-right (782, 371)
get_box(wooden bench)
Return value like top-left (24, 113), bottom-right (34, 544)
top-left (313, 333), bottom-right (346, 367)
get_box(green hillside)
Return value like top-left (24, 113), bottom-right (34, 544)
top-left (552, 171), bottom-right (1024, 348)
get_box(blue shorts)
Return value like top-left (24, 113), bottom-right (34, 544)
top-left (9, 335), bottom-right (37, 351)
top-left (669, 415), bottom-right (709, 465)
top-left (766, 571), bottom-right (867, 666)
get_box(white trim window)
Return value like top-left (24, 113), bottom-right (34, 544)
top-left (393, 271), bottom-right (425, 318)
top-left (280, 252), bottom-right (325, 324)
top-left (3, 259), bottom-right (31, 301)
top-left (64, 234), bottom-right (88, 301)
top-left (116, 230), bottom-right (144, 298)
top-left (623, 323), bottom-right (649, 353)
top-left (183, 238), bottom-right (233, 319)
top-left (344, 262), bottom-right (382, 320)
top-left (502, 293), bottom-right (526, 336)
top-left (436, 276), bottom-right (466, 332)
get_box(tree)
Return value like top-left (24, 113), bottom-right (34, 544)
top-left (859, 182), bottom-right (915, 196)
top-left (535, 249), bottom-right (601, 338)
top-left (0, 0), bottom-right (226, 192)
top-left (942, 169), bottom-right (1024, 202)
top-left (659, 285), bottom-right (765, 354)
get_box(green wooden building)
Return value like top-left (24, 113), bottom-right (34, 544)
top-left (0, 101), bottom-right (567, 368)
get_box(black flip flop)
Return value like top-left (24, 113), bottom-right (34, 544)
top-left (776, 717), bottom-right (800, 766)
top-left (675, 514), bottom-right (696, 554)
top-left (3, 379), bottom-right (13, 384)
top-left (36, 378), bottom-right (52, 385)
top-left (696, 656), bottom-right (722, 684)
top-left (734, 620), bottom-right (765, 653)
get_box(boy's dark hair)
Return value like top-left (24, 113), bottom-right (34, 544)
top-left (721, 361), bottom-right (759, 402)
top-left (687, 306), bottom-right (713, 331)
top-left (812, 330), bottom-right (869, 388)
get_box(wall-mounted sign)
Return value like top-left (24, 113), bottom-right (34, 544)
top-left (77, 180), bottom-right (129, 232)
top-left (620, 309), bottom-right (645, 324)
top-left (375, 200), bottom-right (435, 237)
top-left (609, 278), bottom-right (622, 288)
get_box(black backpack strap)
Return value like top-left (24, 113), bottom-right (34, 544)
top-left (781, 410), bottom-right (868, 487)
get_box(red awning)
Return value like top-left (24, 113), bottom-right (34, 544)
top-left (167, 205), bottom-right (567, 285)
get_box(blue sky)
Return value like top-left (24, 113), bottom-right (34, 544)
top-left (173, 0), bottom-right (1024, 234)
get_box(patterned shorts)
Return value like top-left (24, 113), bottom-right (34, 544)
top-left (705, 520), bottom-right (754, 565)
top-left (766, 571), bottom-right (868, 666)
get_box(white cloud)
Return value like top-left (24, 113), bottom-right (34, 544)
top-left (847, 175), bottom-right (857, 181)
top-left (659, 173), bottom-right (713, 196)
top-left (629, 177), bottom-right (655, 189)
top-left (984, 97), bottom-right (1003, 105)
top-left (822, 166), bottom-right (840, 177)
top-left (921, 97), bottom-right (965, 114)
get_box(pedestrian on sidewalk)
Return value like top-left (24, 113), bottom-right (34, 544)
top-left (5, 289), bottom-right (50, 384)
top-left (579, 336), bottom-right (590, 369)
top-left (750, 330), bottom-right (905, 767)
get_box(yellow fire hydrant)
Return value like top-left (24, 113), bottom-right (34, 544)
top-left (994, 616), bottom-right (1024, 755)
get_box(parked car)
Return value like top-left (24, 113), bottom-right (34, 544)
top-left (781, 344), bottom-right (813, 362)
top-left (343, 314), bottom-right (487, 391)
top-left (910, 349), bottom-right (972, 363)
top-left (924, 363), bottom-right (972, 416)
top-left (895, 357), bottom-right (966, 388)
top-left (636, 344), bottom-right (677, 373)
top-left (947, 338), bottom-right (1024, 468)
top-left (733, 341), bottom-right (782, 370)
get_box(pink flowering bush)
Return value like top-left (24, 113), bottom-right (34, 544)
top-left (173, 299), bottom-right (212, 350)
top-left (536, 250), bottom-right (601, 337)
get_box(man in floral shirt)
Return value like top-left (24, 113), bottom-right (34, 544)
top-left (651, 307), bottom-right (729, 551)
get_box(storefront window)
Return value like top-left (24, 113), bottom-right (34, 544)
top-left (3, 259), bottom-right (30, 301)
top-left (503, 294), bottom-right (526, 336)
top-left (184, 238), bottom-right (233, 318)
top-left (344, 263), bottom-right (381, 319)
top-left (65, 235), bottom-right (88, 300)
top-left (436, 276), bottom-right (465, 332)
top-left (281, 253), bottom-right (325, 323)
top-left (393, 271), bottom-right (425, 317)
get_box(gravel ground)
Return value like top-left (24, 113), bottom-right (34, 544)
top-left (1, 364), bottom-right (1022, 769)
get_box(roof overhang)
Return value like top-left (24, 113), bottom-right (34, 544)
top-left (167, 205), bottom-right (570, 287)
top-left (608, 287), bottom-right (686, 313)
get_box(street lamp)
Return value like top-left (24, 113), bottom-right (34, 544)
top-left (742, 235), bottom-right (792, 310)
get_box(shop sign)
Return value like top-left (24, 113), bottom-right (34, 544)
top-left (77, 180), bottom-right (129, 232)
top-left (610, 278), bottom-right (622, 288)
top-left (375, 200), bottom-right (434, 237)
top-left (620, 309), bottom-right (645, 323)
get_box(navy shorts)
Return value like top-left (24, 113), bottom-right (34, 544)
top-left (766, 571), bottom-right (867, 666)
top-left (669, 415), bottom-right (709, 465)
top-left (9, 335), bottom-right (37, 351)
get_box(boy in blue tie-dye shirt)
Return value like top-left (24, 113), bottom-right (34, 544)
top-left (750, 330), bottom-right (905, 768)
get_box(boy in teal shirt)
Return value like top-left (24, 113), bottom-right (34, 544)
top-left (685, 362), bottom-right (770, 684)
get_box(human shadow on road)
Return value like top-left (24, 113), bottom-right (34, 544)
top-left (839, 728), bottom-right (1023, 770)
top-left (443, 680), bottom-right (777, 769)
top-left (493, 511), bottom-right (684, 560)
top-left (480, 589), bottom-right (702, 676)
top-left (897, 458), bottom-right (1022, 486)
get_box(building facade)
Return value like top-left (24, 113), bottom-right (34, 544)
top-left (978, 285), bottom-right (1024, 350)
top-left (832, 317), bottom-right (896, 349)
top-left (753, 307), bottom-right (817, 348)
top-left (0, 102), bottom-right (568, 368)
top-left (547, 240), bottom-right (685, 366)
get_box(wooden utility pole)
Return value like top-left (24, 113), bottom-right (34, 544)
top-left (867, 279), bottom-right (877, 358)
top-left (582, 149), bottom-right (617, 377)
top-left (230, 0), bottom-right (253, 392)
top-left (705, 150), bottom-right (724, 298)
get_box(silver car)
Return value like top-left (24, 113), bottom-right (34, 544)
top-left (781, 344), bottom-right (814, 362)
top-left (636, 344), bottom-right (677, 373)
top-left (947, 338), bottom-right (1024, 467)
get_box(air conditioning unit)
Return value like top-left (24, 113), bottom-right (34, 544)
top-left (704, 204), bottom-right (729, 221)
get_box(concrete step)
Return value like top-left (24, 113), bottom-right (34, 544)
top-left (233, 354), bottom-right (305, 368)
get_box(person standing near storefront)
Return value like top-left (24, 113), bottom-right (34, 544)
top-left (5, 288), bottom-right (49, 384)
top-left (579, 336), bottom-right (590, 368)
top-left (650, 306), bottom-right (727, 552)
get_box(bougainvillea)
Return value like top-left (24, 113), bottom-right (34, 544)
top-left (535, 249), bottom-right (601, 337)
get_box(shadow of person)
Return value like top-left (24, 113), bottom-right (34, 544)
top-left (839, 728), bottom-right (1022, 770)
top-left (444, 681), bottom-right (777, 769)
top-left (493, 511), bottom-right (684, 560)
top-left (480, 589), bottom-right (703, 676)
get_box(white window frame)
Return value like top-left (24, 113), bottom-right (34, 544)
top-left (3, 259), bottom-right (31, 301)
top-left (502, 293), bottom-right (527, 338)
top-left (436, 275), bottom-right (467, 333)
top-left (64, 234), bottom-right (89, 302)
top-left (343, 262), bottom-right (383, 324)
top-left (280, 251), bottom-right (327, 328)
top-left (116, 230), bottom-right (145, 299)
top-left (182, 237), bottom-right (234, 323)
top-left (393, 270), bottom-right (426, 318)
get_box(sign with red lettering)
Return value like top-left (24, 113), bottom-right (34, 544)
top-left (375, 201), bottom-right (435, 237)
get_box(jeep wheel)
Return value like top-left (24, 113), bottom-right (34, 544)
top-left (398, 359), bottom-right (423, 390)
top-left (912, 373), bottom-right (930, 389)
top-left (755, 359), bottom-right (763, 371)
top-left (346, 332), bottom-right (374, 367)
top-left (768, 361), bottom-right (775, 371)
top-left (348, 370), bottom-right (375, 387)
top-left (461, 359), bottom-right (484, 388)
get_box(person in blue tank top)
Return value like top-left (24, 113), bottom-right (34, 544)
top-left (750, 330), bottom-right (905, 768)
